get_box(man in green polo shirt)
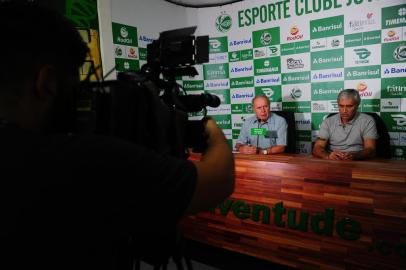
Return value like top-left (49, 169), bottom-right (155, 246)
top-left (313, 89), bottom-right (378, 160)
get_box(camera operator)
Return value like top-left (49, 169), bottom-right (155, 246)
top-left (0, 2), bottom-right (234, 270)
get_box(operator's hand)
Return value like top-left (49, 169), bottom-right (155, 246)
top-left (239, 145), bottom-right (257, 155)
top-left (204, 117), bottom-right (227, 145)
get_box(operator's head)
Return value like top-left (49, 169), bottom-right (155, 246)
top-left (337, 89), bottom-right (360, 123)
top-left (0, 2), bottom-right (89, 132)
top-left (252, 95), bottom-right (271, 122)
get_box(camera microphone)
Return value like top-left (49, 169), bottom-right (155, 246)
top-left (177, 93), bottom-right (221, 112)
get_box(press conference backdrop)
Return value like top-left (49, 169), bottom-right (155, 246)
top-left (111, 0), bottom-right (406, 159)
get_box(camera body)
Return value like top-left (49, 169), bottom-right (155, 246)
top-left (77, 27), bottom-right (219, 158)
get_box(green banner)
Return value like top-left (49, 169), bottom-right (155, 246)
top-left (311, 49), bottom-right (344, 70)
top-left (253, 27), bottom-right (280, 48)
top-left (310, 15), bottom-right (343, 39)
top-left (112, 22), bottom-right (137, 46)
top-left (230, 77), bottom-right (254, 88)
top-left (254, 57), bottom-right (281, 75)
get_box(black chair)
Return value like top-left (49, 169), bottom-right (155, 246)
top-left (326, 112), bottom-right (391, 158)
top-left (273, 111), bottom-right (296, 153)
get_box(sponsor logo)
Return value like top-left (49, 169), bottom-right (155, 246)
top-left (184, 82), bottom-right (203, 90)
top-left (207, 66), bottom-right (226, 77)
top-left (128, 48), bottom-right (137, 58)
top-left (269, 46), bottom-right (278, 54)
top-left (354, 48), bottom-right (371, 64)
top-left (262, 88), bottom-right (274, 98)
top-left (229, 38), bottom-right (252, 47)
top-left (115, 47), bottom-right (123, 57)
top-left (312, 22), bottom-right (342, 33)
top-left (256, 76), bottom-right (280, 84)
top-left (384, 67), bottom-right (406, 75)
top-left (287, 58), bottom-right (304, 69)
top-left (312, 39), bottom-right (326, 50)
top-left (312, 71), bottom-right (343, 80)
top-left (231, 65), bottom-right (253, 73)
top-left (313, 102), bottom-right (327, 111)
top-left (385, 8), bottom-right (406, 26)
top-left (209, 39), bottom-right (221, 49)
top-left (331, 39), bottom-right (340, 47)
top-left (382, 100), bottom-right (400, 110)
top-left (348, 13), bottom-right (376, 31)
top-left (313, 55), bottom-right (343, 64)
top-left (283, 73), bottom-right (310, 83)
top-left (256, 60), bottom-right (279, 74)
top-left (117, 27), bottom-right (133, 44)
top-left (287, 26), bottom-right (303, 41)
top-left (290, 88), bottom-right (302, 99)
top-left (210, 53), bottom-right (228, 62)
top-left (215, 13), bottom-right (232, 33)
top-left (356, 82), bottom-right (372, 97)
top-left (254, 49), bottom-right (266, 58)
top-left (120, 27), bottom-right (128, 38)
top-left (296, 119), bottom-right (311, 125)
top-left (232, 92), bottom-right (254, 99)
top-left (392, 114), bottom-right (406, 126)
top-left (205, 81), bottom-right (229, 88)
top-left (260, 32), bottom-right (272, 46)
top-left (384, 30), bottom-right (400, 42)
top-left (393, 45), bottom-right (406, 61)
top-left (123, 61), bottom-right (130, 69)
top-left (387, 85), bottom-right (406, 95)
top-left (139, 35), bottom-right (154, 43)
top-left (347, 68), bottom-right (379, 77)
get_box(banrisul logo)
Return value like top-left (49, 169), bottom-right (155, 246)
top-left (203, 63), bottom-right (229, 80)
top-left (209, 37), bottom-right (228, 54)
top-left (282, 71), bottom-right (310, 85)
top-left (310, 15), bottom-right (343, 39)
top-left (382, 4), bottom-right (406, 29)
top-left (345, 66), bottom-right (380, 80)
top-left (354, 48), bottom-right (371, 64)
top-left (253, 27), bottom-right (280, 48)
top-left (311, 49), bottom-right (344, 70)
top-left (183, 81), bottom-right (204, 91)
top-left (230, 77), bottom-right (254, 88)
top-left (215, 12), bottom-right (232, 33)
top-left (229, 37), bottom-right (251, 47)
top-left (311, 81), bottom-right (343, 101)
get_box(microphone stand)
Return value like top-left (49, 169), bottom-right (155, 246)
top-left (256, 119), bottom-right (260, 154)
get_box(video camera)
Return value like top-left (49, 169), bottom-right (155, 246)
top-left (77, 26), bottom-right (220, 158)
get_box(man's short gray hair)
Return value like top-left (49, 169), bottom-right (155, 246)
top-left (252, 94), bottom-right (270, 105)
top-left (337, 89), bottom-right (361, 105)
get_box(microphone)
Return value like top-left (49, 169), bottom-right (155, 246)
top-left (177, 93), bottom-right (221, 112)
top-left (256, 118), bottom-right (260, 154)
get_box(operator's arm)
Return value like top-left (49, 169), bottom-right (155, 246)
top-left (187, 118), bottom-right (235, 214)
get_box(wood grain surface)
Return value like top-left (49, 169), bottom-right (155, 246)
top-left (182, 153), bottom-right (406, 269)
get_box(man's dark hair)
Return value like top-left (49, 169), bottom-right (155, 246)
top-left (0, 1), bottom-right (89, 97)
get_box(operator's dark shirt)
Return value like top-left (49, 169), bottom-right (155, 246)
top-left (0, 123), bottom-right (197, 270)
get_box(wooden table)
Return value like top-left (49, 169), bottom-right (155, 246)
top-left (182, 153), bottom-right (406, 269)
